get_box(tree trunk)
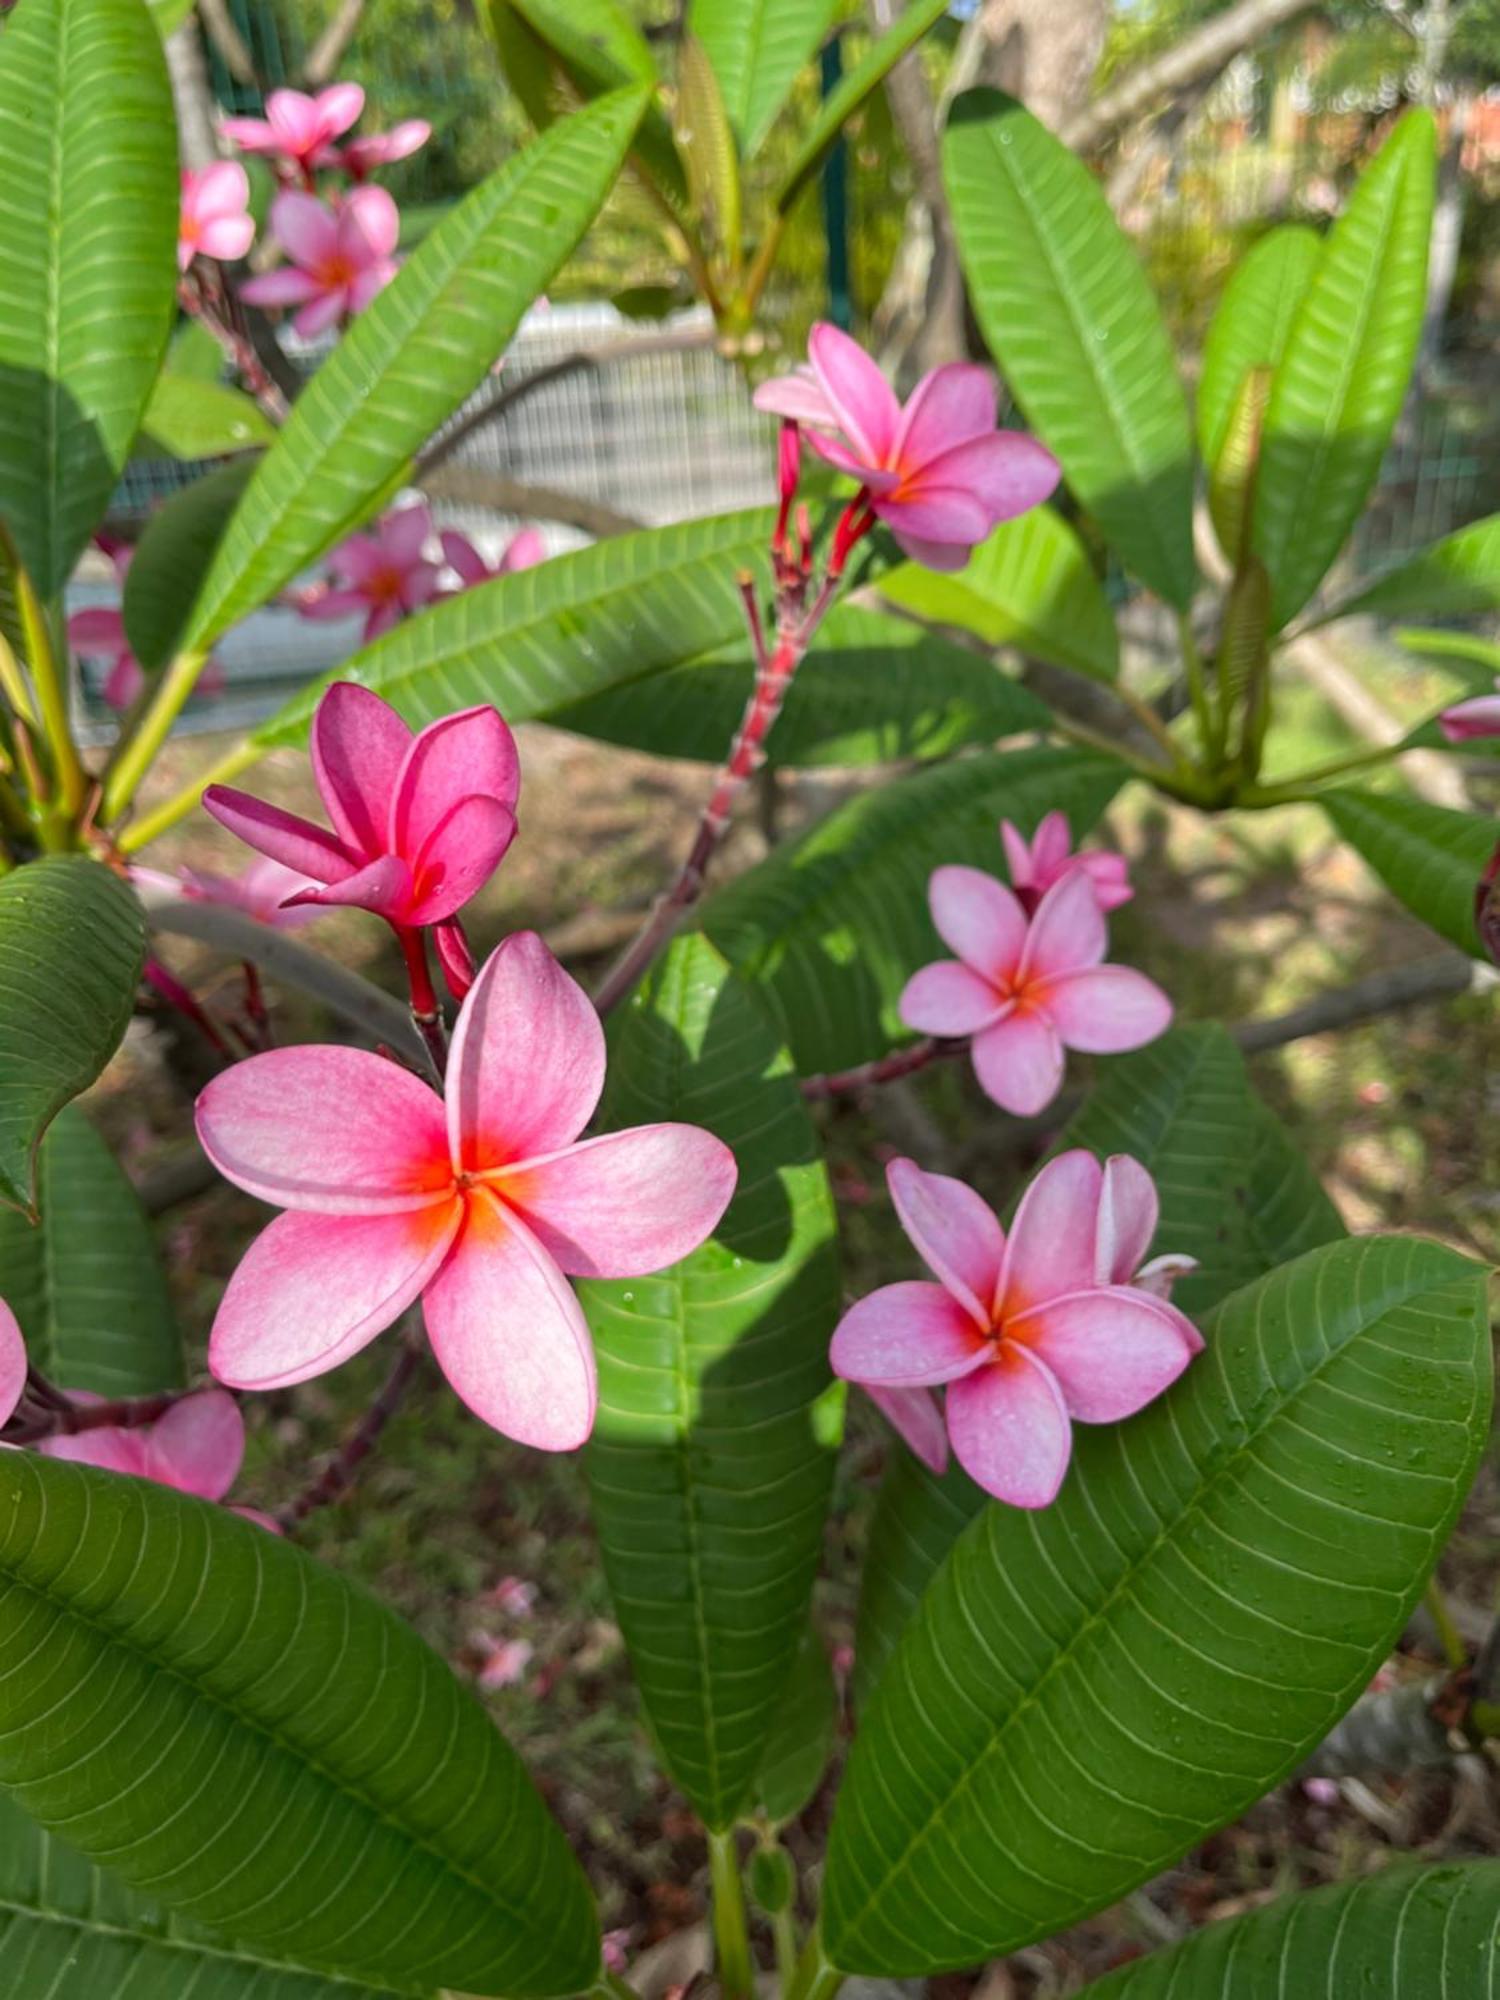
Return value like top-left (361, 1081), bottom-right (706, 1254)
top-left (165, 17), bottom-right (220, 172)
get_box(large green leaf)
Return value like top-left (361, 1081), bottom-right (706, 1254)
top-left (0, 860), bottom-right (145, 1218)
top-left (1196, 225), bottom-right (1321, 476)
top-left (675, 34), bottom-right (743, 269)
top-left (0, 1790), bottom-right (403, 1998)
top-left (1253, 112), bottom-right (1436, 629)
top-left (822, 1234), bottom-right (1491, 1974)
top-left (123, 458), bottom-right (260, 673)
top-left (700, 744), bottom-right (1125, 1074)
top-left (0, 0), bottom-right (178, 599)
top-left (0, 1451), bottom-right (599, 1996)
top-left (879, 506), bottom-right (1119, 683)
top-left (1314, 512), bottom-right (1500, 627)
top-left (1082, 1861), bottom-right (1500, 1997)
top-left (0, 1107), bottom-right (181, 1393)
top-left (851, 1453), bottom-right (984, 1714)
top-left (179, 89), bottom-right (645, 655)
top-left (582, 936), bottom-right (840, 1830)
top-left (691, 0), bottom-right (838, 154)
top-left (554, 602), bottom-right (1050, 765)
top-left (944, 91), bottom-right (1195, 609)
top-left (1321, 786), bottom-right (1498, 957)
top-left (140, 373), bottom-right (277, 460)
top-left (1396, 627), bottom-right (1500, 754)
top-left (756, 1621), bottom-right (838, 1825)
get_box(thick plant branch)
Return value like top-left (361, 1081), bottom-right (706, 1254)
top-left (417, 465), bottom-right (644, 540)
top-left (301, 0), bottom-right (366, 86)
top-left (275, 1339), bottom-right (422, 1529)
top-left (196, 0), bottom-right (265, 89)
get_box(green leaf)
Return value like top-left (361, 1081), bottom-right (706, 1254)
top-left (123, 458), bottom-right (261, 672)
top-left (822, 1234), bottom-right (1491, 1974)
top-left (756, 1622), bottom-right (838, 1825)
top-left (0, 1790), bottom-right (405, 1998)
top-left (143, 0), bottom-right (196, 32)
top-left (879, 506), bottom-right (1119, 682)
top-left (1253, 111), bottom-right (1436, 630)
top-left (944, 90), bottom-right (1195, 609)
top-left (554, 602), bottom-right (1051, 766)
top-left (0, 0), bottom-right (178, 599)
top-left (0, 1451), bottom-right (600, 1996)
top-left (1321, 786), bottom-right (1498, 957)
top-left (0, 1106), bottom-right (181, 1393)
top-left (582, 936), bottom-right (840, 1830)
top-left (141, 373), bottom-right (276, 460)
top-left (691, 0), bottom-right (838, 154)
top-left (700, 744), bottom-right (1125, 1074)
top-left (1197, 225), bottom-right (1321, 476)
top-left (1314, 513), bottom-right (1500, 627)
top-left (252, 508), bottom-right (776, 750)
top-left (179, 88), bottom-right (646, 655)
top-left (675, 34), bottom-right (743, 270)
top-left (852, 1453), bottom-right (984, 1714)
top-left (0, 859), bottom-right (145, 1219)
top-left (1081, 1861), bottom-right (1500, 1997)
top-left (1396, 628), bottom-right (1500, 754)
top-left (775, 0), bottom-right (950, 216)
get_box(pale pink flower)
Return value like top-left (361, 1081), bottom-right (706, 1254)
top-left (753, 323), bottom-right (1059, 571)
top-left (0, 1300), bottom-right (24, 1430)
top-left (178, 161), bottom-right (256, 272)
top-left (490, 1574), bottom-right (537, 1619)
top-left (299, 504), bottom-right (442, 642)
top-left (318, 119), bottom-right (432, 179)
top-left (222, 83), bottom-right (365, 173)
top-left (36, 1389), bottom-right (278, 1531)
top-left (601, 1931), bottom-right (633, 1976)
top-left (899, 869), bottom-right (1172, 1117)
top-left (831, 1152), bottom-right (1201, 1507)
top-left (240, 186), bottom-right (399, 339)
top-left (196, 931), bottom-right (739, 1450)
top-left (204, 681), bottom-right (519, 932)
top-left (476, 1636), bottom-right (533, 1690)
top-left (440, 526), bottom-right (546, 591)
top-left (1001, 811), bottom-right (1132, 914)
top-left (1439, 679), bottom-right (1500, 742)
top-left (180, 857), bottom-right (326, 930)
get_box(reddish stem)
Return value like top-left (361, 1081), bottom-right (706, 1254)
top-left (178, 269), bottom-right (289, 425)
top-left (145, 956), bottom-right (234, 1057)
top-left (6, 1386), bottom-right (184, 1447)
top-left (799, 1037), bottom-right (968, 1100)
top-left (397, 925), bottom-right (449, 1079)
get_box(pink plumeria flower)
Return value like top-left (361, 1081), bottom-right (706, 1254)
top-left (36, 1389), bottom-right (278, 1531)
top-left (222, 83), bottom-right (365, 173)
top-left (753, 322), bottom-right (1059, 571)
top-left (0, 1301), bottom-right (24, 1430)
top-left (318, 118), bottom-right (432, 179)
top-left (178, 161), bottom-right (256, 272)
top-left (476, 1636), bottom-right (534, 1690)
top-left (899, 868), bottom-right (1173, 1117)
top-left (831, 1153), bottom-right (1202, 1507)
top-left (196, 931), bottom-right (739, 1449)
top-left (490, 1574), bottom-right (537, 1619)
top-left (240, 186), bottom-right (399, 339)
top-left (440, 526), bottom-right (546, 591)
top-left (1001, 811), bottom-right (1132, 914)
top-left (68, 545), bottom-right (152, 712)
top-left (299, 503), bottom-right (442, 642)
top-left (1439, 678), bottom-right (1500, 742)
top-left (204, 681), bottom-right (518, 934)
top-left (181, 857), bottom-right (326, 930)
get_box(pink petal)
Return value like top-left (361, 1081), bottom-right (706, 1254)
top-left (489, 1123), bottom-right (736, 1278)
top-left (299, 586), bottom-right (374, 623)
top-left (392, 705), bottom-right (521, 861)
top-left (946, 1346), bottom-right (1072, 1507)
top-left (928, 864), bottom-right (1027, 982)
top-left (340, 184), bottom-right (401, 263)
top-left (283, 852), bottom-right (411, 918)
top-left (1041, 965), bottom-right (1173, 1053)
top-left (293, 288), bottom-right (351, 339)
top-left (889, 532), bottom-right (973, 572)
top-left (312, 81), bottom-right (364, 143)
top-left (193, 160), bottom-right (250, 221)
top-left (209, 1205), bottom-right (460, 1390)
top-left (349, 260), bottom-right (398, 315)
top-left (67, 607), bottom-right (126, 651)
top-left (381, 503), bottom-right (433, 568)
top-left (196, 1046), bottom-right (452, 1213)
top-left (358, 590), bottom-right (403, 637)
top-left (895, 363), bottom-right (998, 466)
top-left (500, 528), bottom-right (546, 573)
top-left (328, 533), bottom-right (384, 587)
top-left (1135, 1255), bottom-right (1201, 1317)
top-left (339, 120), bottom-right (431, 171)
top-left (240, 267), bottom-right (324, 307)
top-left (0, 1300), bottom-right (25, 1428)
top-left (899, 961), bottom-right (1006, 1038)
top-left (1439, 693), bottom-right (1500, 742)
top-left (1000, 1150), bottom-right (1103, 1315)
top-left (874, 489), bottom-right (993, 544)
top-left (808, 323), bottom-right (901, 465)
top-left (969, 1010), bottom-right (1065, 1117)
top-left (202, 785), bottom-right (354, 881)
top-left (1000, 819), bottom-right (1036, 890)
top-left (905, 432), bottom-right (1061, 524)
top-left (886, 1157), bottom-right (1004, 1327)
top-left (1079, 852), bottom-right (1134, 911)
top-left (220, 116), bottom-right (276, 153)
top-left (405, 795), bottom-right (517, 926)
top-left (433, 916), bottom-right (477, 999)
top-left (423, 1189), bottom-right (596, 1450)
top-left (270, 189), bottom-right (338, 268)
top-left (447, 933), bottom-right (605, 1173)
top-left (144, 1390), bottom-right (245, 1501)
top-left (1016, 1286), bottom-right (1198, 1423)
top-left (102, 654), bottom-right (145, 711)
top-left (805, 430), bottom-right (899, 489)
top-left (199, 216), bottom-right (256, 263)
top-left (1095, 1154), bottom-right (1158, 1286)
top-left (40, 1427), bottom-right (151, 1476)
top-left (865, 1386), bottom-right (949, 1475)
top-left (1020, 871), bottom-right (1107, 983)
top-left (311, 681), bottom-right (413, 856)
top-left (266, 89), bottom-right (326, 155)
top-left (441, 529), bottom-right (489, 586)
top-left (751, 369), bottom-right (839, 430)
top-left (1032, 811), bottom-right (1073, 878)
top-left (830, 1282), bottom-right (989, 1387)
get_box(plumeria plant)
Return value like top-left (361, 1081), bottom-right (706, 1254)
top-left (2, 0), bottom-right (1500, 1996)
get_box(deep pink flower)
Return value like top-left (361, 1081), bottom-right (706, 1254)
top-left (36, 1389), bottom-right (277, 1530)
top-left (181, 858), bottom-right (326, 929)
top-left (196, 931), bottom-right (739, 1449)
top-left (222, 83), bottom-right (365, 172)
top-left (298, 504), bottom-right (442, 641)
top-left (68, 547), bottom-right (144, 711)
top-left (899, 869), bottom-right (1172, 1117)
top-left (318, 119), bottom-right (432, 178)
top-left (1001, 811), bottom-right (1132, 914)
top-left (752, 323), bottom-right (1059, 571)
top-left (1439, 679), bottom-right (1500, 742)
top-left (204, 680), bottom-right (519, 931)
top-left (179, 161), bottom-right (255, 272)
top-left (831, 1152), bottom-right (1201, 1507)
top-left (440, 526), bottom-right (546, 591)
top-left (240, 186), bottom-right (399, 339)
top-left (0, 1300), bottom-right (23, 1429)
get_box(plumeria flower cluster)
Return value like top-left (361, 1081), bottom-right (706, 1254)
top-left (293, 504), bottom-right (544, 643)
top-left (223, 84), bottom-right (429, 187)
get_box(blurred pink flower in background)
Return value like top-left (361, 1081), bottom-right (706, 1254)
top-left (36, 1389), bottom-right (278, 1531)
top-left (753, 322), bottom-right (1059, 571)
top-left (223, 83), bottom-right (365, 174)
top-left (476, 1636), bottom-right (534, 1691)
top-left (181, 857), bottom-right (327, 929)
top-left (1439, 678), bottom-right (1500, 742)
top-left (69, 543), bottom-right (225, 712)
top-left (440, 526), bottom-right (547, 591)
top-left (178, 162), bottom-right (255, 271)
top-left (321, 119), bottom-right (431, 178)
top-left (1001, 811), bottom-right (1133, 914)
top-left (299, 504), bottom-right (442, 641)
top-left (0, 1302), bottom-right (24, 1430)
top-left (240, 186), bottom-right (399, 339)
top-left (490, 1574), bottom-right (537, 1618)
